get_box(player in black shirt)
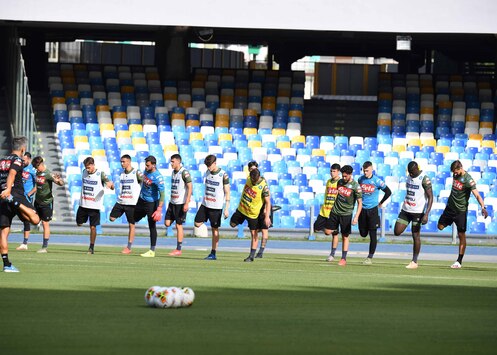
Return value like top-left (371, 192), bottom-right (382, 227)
top-left (0, 137), bottom-right (40, 272)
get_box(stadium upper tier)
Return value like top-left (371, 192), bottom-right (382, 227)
top-left (49, 64), bottom-right (496, 235)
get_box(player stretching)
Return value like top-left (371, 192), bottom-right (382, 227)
top-left (324, 165), bottom-right (362, 266)
top-left (165, 154), bottom-right (192, 256)
top-left (109, 154), bottom-right (142, 254)
top-left (195, 155), bottom-right (230, 260)
top-left (135, 156), bottom-right (165, 258)
top-left (0, 137), bottom-right (40, 272)
top-left (358, 161), bottom-right (391, 264)
top-left (394, 161), bottom-right (433, 269)
top-left (76, 157), bottom-right (114, 254)
top-left (230, 168), bottom-right (271, 262)
top-left (16, 152), bottom-right (37, 250)
top-left (314, 163), bottom-right (341, 262)
top-left (437, 160), bottom-right (488, 269)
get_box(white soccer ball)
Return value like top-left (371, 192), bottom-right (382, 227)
top-left (153, 287), bottom-right (175, 308)
top-left (194, 224), bottom-right (209, 238)
top-left (144, 286), bottom-right (161, 307)
top-left (168, 287), bottom-right (184, 308)
top-left (181, 287), bottom-right (195, 307)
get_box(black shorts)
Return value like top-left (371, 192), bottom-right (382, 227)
top-left (327, 213), bottom-right (353, 235)
top-left (195, 204), bottom-right (222, 228)
top-left (0, 194), bottom-right (35, 228)
top-left (165, 203), bottom-right (187, 225)
top-left (230, 209), bottom-right (259, 230)
top-left (438, 207), bottom-right (468, 233)
top-left (133, 198), bottom-right (159, 223)
top-left (35, 201), bottom-right (53, 222)
top-left (314, 215), bottom-right (339, 235)
top-left (396, 210), bottom-right (424, 228)
top-left (358, 206), bottom-right (380, 232)
top-left (110, 203), bottom-right (135, 224)
top-left (257, 204), bottom-right (272, 230)
top-left (76, 206), bottom-right (100, 226)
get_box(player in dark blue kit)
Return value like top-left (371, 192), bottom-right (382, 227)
top-left (357, 161), bottom-right (391, 264)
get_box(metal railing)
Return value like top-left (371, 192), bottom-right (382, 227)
top-left (6, 27), bottom-right (38, 154)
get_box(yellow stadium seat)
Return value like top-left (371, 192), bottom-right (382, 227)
top-left (189, 132), bottom-right (203, 142)
top-left (146, 72), bottom-right (159, 80)
top-left (392, 145), bottom-right (406, 153)
top-left (191, 80), bottom-right (204, 89)
top-left (289, 110), bottom-right (302, 118)
top-left (113, 111), bottom-right (127, 119)
top-left (220, 101), bottom-right (234, 109)
top-left (218, 133), bottom-right (232, 142)
top-left (276, 141), bottom-right (291, 149)
top-left (74, 136), bottom-right (88, 143)
top-left (262, 102), bottom-right (276, 111)
top-left (215, 120), bottom-right (229, 128)
top-left (243, 128), bottom-right (257, 136)
top-left (235, 88), bottom-right (247, 96)
top-left (164, 93), bottom-right (177, 101)
top-left (51, 97), bottom-right (65, 106)
top-left (262, 96), bottom-right (276, 104)
top-left (244, 109), bottom-right (257, 117)
top-left (171, 113), bottom-right (184, 121)
top-left (248, 140), bottom-right (262, 148)
top-left (278, 89), bottom-right (291, 97)
top-left (116, 130), bottom-right (131, 139)
top-left (65, 90), bottom-right (78, 99)
top-left (408, 139), bottom-right (421, 147)
top-left (469, 133), bottom-right (482, 141)
top-left (436, 145), bottom-right (450, 154)
top-left (100, 123), bottom-right (114, 131)
top-left (292, 135), bottom-right (306, 144)
top-left (186, 120), bottom-right (200, 127)
top-left (163, 144), bottom-right (178, 152)
top-left (216, 114), bottom-right (229, 121)
top-left (96, 105), bottom-right (109, 113)
top-left (129, 124), bottom-right (143, 133)
top-left (420, 86), bottom-right (434, 94)
top-left (377, 119), bottom-right (391, 127)
top-left (62, 76), bottom-right (75, 85)
top-left (312, 149), bottom-right (326, 157)
top-left (121, 85), bottom-right (134, 93)
top-left (421, 138), bottom-right (436, 147)
top-left (466, 114), bottom-right (479, 122)
top-left (178, 100), bottom-right (191, 109)
top-left (482, 140), bottom-right (496, 148)
top-left (438, 101), bottom-right (452, 109)
top-left (92, 149), bottom-right (106, 157)
top-left (132, 137), bottom-right (146, 146)
top-left (272, 128), bottom-right (286, 136)
top-left (378, 92), bottom-right (392, 100)
top-left (480, 122), bottom-right (493, 129)
top-left (420, 107), bottom-right (434, 115)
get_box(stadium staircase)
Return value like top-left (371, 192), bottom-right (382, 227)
top-left (31, 90), bottom-right (73, 222)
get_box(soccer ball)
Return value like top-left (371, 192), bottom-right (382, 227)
top-left (153, 287), bottom-right (175, 308)
top-left (144, 286), bottom-right (161, 307)
top-left (194, 223), bottom-right (209, 238)
top-left (181, 287), bottom-right (195, 307)
top-left (168, 287), bottom-right (184, 308)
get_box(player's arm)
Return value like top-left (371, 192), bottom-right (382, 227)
top-left (378, 185), bottom-right (392, 208)
top-left (136, 170), bottom-right (144, 183)
top-left (183, 170), bottom-right (193, 212)
top-left (422, 185), bottom-right (434, 225)
top-left (52, 172), bottom-right (65, 186)
top-left (0, 166), bottom-right (20, 199)
top-left (471, 189), bottom-right (488, 218)
top-left (27, 181), bottom-right (37, 199)
top-left (223, 173), bottom-right (231, 219)
top-left (263, 188), bottom-right (271, 227)
top-left (353, 198), bottom-right (362, 225)
top-left (101, 171), bottom-right (114, 190)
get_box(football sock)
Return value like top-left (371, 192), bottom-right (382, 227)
top-left (250, 248), bottom-right (256, 257)
top-left (150, 246), bottom-right (156, 251)
top-left (22, 238), bottom-right (28, 245)
top-left (210, 249), bottom-right (216, 256)
top-left (367, 253), bottom-right (374, 259)
top-left (369, 229), bottom-right (377, 256)
top-left (342, 251), bottom-right (348, 260)
top-left (42, 239), bottom-right (49, 248)
top-left (2, 254), bottom-right (11, 267)
top-left (177, 242), bottom-right (182, 251)
top-left (258, 247), bottom-right (265, 254)
top-left (413, 254), bottom-right (419, 263)
top-left (127, 242), bottom-right (132, 249)
top-left (330, 248), bottom-right (337, 257)
top-left (457, 254), bottom-right (464, 264)
top-left (89, 243), bottom-right (95, 250)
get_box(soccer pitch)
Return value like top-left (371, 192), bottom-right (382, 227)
top-left (2, 246), bottom-right (496, 355)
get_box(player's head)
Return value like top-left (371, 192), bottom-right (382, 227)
top-left (330, 163), bottom-right (341, 179)
top-left (204, 154), bottom-right (217, 172)
top-left (248, 161), bottom-right (258, 171)
top-left (407, 161), bottom-right (420, 178)
top-left (83, 157), bottom-right (96, 173)
top-left (450, 160), bottom-right (464, 177)
top-left (120, 154), bottom-right (132, 170)
top-left (144, 155), bottom-right (157, 173)
top-left (362, 161), bottom-right (373, 178)
top-left (340, 165), bottom-right (353, 182)
top-left (12, 136), bottom-right (28, 155)
top-left (32, 156), bottom-right (45, 172)
top-left (23, 152), bottom-right (32, 166)
top-left (170, 154), bottom-right (182, 170)
top-left (249, 168), bottom-right (260, 184)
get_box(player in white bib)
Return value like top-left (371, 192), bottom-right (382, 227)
top-left (394, 161), bottom-right (433, 269)
top-left (109, 154), bottom-right (143, 254)
top-left (76, 157), bottom-right (114, 254)
top-left (194, 155), bottom-right (230, 260)
top-left (165, 154), bottom-right (192, 256)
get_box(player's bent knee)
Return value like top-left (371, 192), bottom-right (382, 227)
top-left (359, 230), bottom-right (368, 238)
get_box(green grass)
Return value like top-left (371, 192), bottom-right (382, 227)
top-left (2, 245), bottom-right (497, 355)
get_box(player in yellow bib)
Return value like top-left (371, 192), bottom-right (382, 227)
top-left (230, 168), bottom-right (271, 262)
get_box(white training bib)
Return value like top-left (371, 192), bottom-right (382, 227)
top-left (80, 169), bottom-right (105, 210)
top-left (402, 175), bottom-right (427, 214)
top-left (202, 169), bottom-right (226, 210)
top-left (117, 169), bottom-right (141, 205)
top-left (171, 167), bottom-right (187, 205)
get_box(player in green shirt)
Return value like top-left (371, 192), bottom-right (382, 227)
top-left (437, 160), bottom-right (488, 269)
top-left (31, 156), bottom-right (64, 252)
top-left (324, 165), bottom-right (363, 266)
